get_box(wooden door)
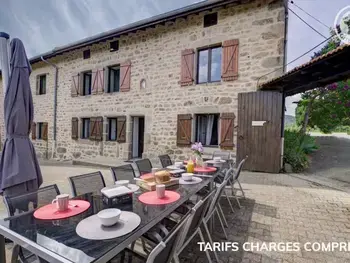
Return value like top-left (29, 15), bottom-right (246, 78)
top-left (237, 91), bottom-right (283, 173)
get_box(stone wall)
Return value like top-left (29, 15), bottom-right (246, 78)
top-left (0, 0), bottom-right (286, 164)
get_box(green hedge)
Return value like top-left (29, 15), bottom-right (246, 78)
top-left (284, 130), bottom-right (318, 172)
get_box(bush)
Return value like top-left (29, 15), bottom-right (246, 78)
top-left (284, 130), bottom-right (318, 172)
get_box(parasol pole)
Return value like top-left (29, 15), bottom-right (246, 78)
top-left (0, 32), bottom-right (10, 95)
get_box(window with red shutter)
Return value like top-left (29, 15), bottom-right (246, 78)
top-left (71, 74), bottom-right (80, 97)
top-left (120, 61), bottom-right (131, 92)
top-left (117, 116), bottom-right (127, 143)
top-left (180, 49), bottom-right (195, 86)
top-left (222, 39), bottom-right (239, 81)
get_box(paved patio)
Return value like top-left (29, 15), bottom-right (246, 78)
top-left (3, 165), bottom-right (350, 263)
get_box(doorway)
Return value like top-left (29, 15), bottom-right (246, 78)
top-left (132, 116), bottom-right (145, 158)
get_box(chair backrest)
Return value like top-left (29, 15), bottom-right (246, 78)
top-left (158, 155), bottom-right (173, 168)
top-left (206, 175), bottom-right (231, 219)
top-left (69, 171), bottom-right (106, 196)
top-left (110, 164), bottom-right (136, 182)
top-left (146, 208), bottom-right (194, 263)
top-left (135, 159), bottom-right (153, 175)
top-left (234, 156), bottom-right (248, 180)
top-left (212, 151), bottom-right (231, 160)
top-left (5, 184), bottom-right (60, 216)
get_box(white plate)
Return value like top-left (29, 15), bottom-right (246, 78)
top-left (167, 165), bottom-right (185, 170)
top-left (101, 184), bottom-right (140, 193)
top-left (179, 177), bottom-right (203, 185)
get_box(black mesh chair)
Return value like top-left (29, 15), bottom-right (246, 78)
top-left (135, 159), bottom-right (153, 175)
top-left (110, 164), bottom-right (136, 183)
top-left (69, 171), bottom-right (106, 196)
top-left (4, 184), bottom-right (60, 263)
top-left (230, 156), bottom-right (248, 208)
top-left (158, 154), bottom-right (173, 168)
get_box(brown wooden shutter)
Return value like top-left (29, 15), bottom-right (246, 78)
top-left (105, 119), bottom-right (110, 141)
top-left (222, 39), bottom-right (239, 81)
top-left (91, 69), bottom-right (105, 95)
top-left (42, 122), bottom-right (48, 141)
top-left (117, 116), bottom-right (127, 143)
top-left (180, 49), bottom-right (194, 86)
top-left (71, 73), bottom-right (80, 96)
top-left (89, 118), bottom-right (96, 140)
top-left (177, 114), bottom-right (192, 146)
top-left (31, 122), bottom-right (36, 140)
top-left (36, 76), bottom-right (40, 95)
top-left (95, 117), bottom-right (103, 141)
top-left (120, 61), bottom-right (131, 92)
top-left (72, 118), bottom-right (78, 140)
top-left (220, 113), bottom-right (235, 149)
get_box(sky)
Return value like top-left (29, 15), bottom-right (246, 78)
top-left (1, 0), bottom-right (349, 116)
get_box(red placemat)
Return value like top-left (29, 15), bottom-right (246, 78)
top-left (194, 166), bottom-right (217, 173)
top-left (34, 200), bottom-right (90, 220)
top-left (138, 191), bottom-right (180, 205)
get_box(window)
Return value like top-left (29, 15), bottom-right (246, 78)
top-left (83, 49), bottom-right (90, 59)
top-left (195, 114), bottom-right (219, 146)
top-left (107, 65), bottom-right (120, 93)
top-left (82, 71), bottom-right (92, 95)
top-left (197, 46), bottom-right (222, 84)
top-left (81, 118), bottom-right (90, 139)
top-left (204, 13), bottom-right (218, 28)
top-left (108, 118), bottom-right (118, 141)
top-left (37, 123), bottom-right (45, 139)
top-left (110, 40), bottom-right (119, 52)
top-left (38, 75), bottom-right (46, 95)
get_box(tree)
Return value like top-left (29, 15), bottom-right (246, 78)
top-left (295, 29), bottom-right (350, 134)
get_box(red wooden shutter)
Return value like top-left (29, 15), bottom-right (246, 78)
top-left (91, 69), bottom-right (105, 95)
top-left (120, 61), bottom-right (131, 92)
top-left (95, 117), bottom-right (103, 141)
top-left (71, 74), bottom-right (80, 96)
top-left (43, 122), bottom-right (48, 141)
top-left (180, 49), bottom-right (194, 86)
top-left (72, 118), bottom-right (78, 140)
top-left (177, 114), bottom-right (192, 146)
top-left (220, 113), bottom-right (235, 149)
top-left (117, 116), bottom-right (127, 143)
top-left (222, 39), bottom-right (239, 81)
top-left (31, 122), bottom-right (36, 140)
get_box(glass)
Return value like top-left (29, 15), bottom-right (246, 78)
top-left (198, 49), bottom-right (209, 83)
top-left (109, 119), bottom-right (117, 141)
top-left (109, 66), bottom-right (120, 93)
top-left (83, 72), bottom-right (92, 95)
top-left (83, 119), bottom-right (90, 139)
top-left (0, 177), bottom-right (215, 263)
top-left (211, 47), bottom-right (222, 82)
top-left (39, 75), bottom-right (46, 94)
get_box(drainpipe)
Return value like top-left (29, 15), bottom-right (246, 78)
top-left (41, 56), bottom-right (58, 159)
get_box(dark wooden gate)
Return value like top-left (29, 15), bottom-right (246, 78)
top-left (237, 91), bottom-right (283, 173)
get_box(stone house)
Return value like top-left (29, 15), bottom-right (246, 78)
top-left (0, 0), bottom-right (287, 165)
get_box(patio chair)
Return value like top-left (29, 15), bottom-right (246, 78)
top-left (230, 156), bottom-right (248, 208)
top-left (124, 203), bottom-right (198, 263)
top-left (135, 158), bottom-right (153, 175)
top-left (68, 171), bottom-right (106, 196)
top-left (110, 164), bottom-right (136, 182)
top-left (158, 154), bottom-right (173, 168)
top-left (212, 151), bottom-right (231, 160)
top-left (4, 184), bottom-right (60, 263)
top-left (175, 189), bottom-right (217, 263)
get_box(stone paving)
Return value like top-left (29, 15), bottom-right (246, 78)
top-left (3, 166), bottom-right (350, 263)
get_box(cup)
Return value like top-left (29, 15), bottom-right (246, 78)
top-left (52, 194), bottom-right (69, 212)
top-left (156, 184), bottom-right (166, 199)
top-left (115, 180), bottom-right (129, 188)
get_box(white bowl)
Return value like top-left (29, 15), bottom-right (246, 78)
top-left (175, 162), bottom-right (183, 168)
top-left (115, 180), bottom-right (129, 188)
top-left (97, 208), bottom-right (121, 226)
top-left (182, 173), bottom-right (193, 181)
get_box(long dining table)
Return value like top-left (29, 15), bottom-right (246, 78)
top-left (0, 174), bottom-right (216, 263)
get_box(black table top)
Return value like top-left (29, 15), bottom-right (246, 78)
top-left (0, 176), bottom-right (214, 263)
